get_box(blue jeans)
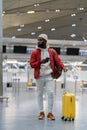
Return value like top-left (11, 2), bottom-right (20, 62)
top-left (36, 75), bottom-right (55, 113)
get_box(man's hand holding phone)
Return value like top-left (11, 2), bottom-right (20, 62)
top-left (41, 57), bottom-right (50, 64)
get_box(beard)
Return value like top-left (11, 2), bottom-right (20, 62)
top-left (38, 42), bottom-right (46, 49)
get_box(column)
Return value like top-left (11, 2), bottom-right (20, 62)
top-left (0, 0), bottom-right (3, 96)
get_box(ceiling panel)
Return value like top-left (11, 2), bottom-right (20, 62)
top-left (2, 0), bottom-right (87, 42)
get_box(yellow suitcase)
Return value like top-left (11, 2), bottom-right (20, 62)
top-left (61, 92), bottom-right (76, 121)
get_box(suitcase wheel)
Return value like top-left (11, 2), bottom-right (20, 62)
top-left (72, 118), bottom-right (74, 121)
top-left (64, 118), bottom-right (67, 121)
top-left (61, 116), bottom-right (64, 120)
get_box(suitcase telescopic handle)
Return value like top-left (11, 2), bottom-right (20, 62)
top-left (63, 71), bottom-right (70, 93)
top-left (63, 71), bottom-right (68, 93)
top-left (64, 71), bottom-right (66, 88)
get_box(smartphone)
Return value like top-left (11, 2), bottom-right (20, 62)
top-left (46, 57), bottom-right (50, 62)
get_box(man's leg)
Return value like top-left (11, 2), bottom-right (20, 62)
top-left (36, 77), bottom-right (45, 119)
top-left (46, 79), bottom-right (55, 120)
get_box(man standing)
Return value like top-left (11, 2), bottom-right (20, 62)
top-left (30, 34), bottom-right (67, 120)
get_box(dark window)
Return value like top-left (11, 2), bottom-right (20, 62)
top-left (14, 46), bottom-right (27, 53)
top-left (3, 45), bottom-right (6, 53)
top-left (66, 48), bottom-right (79, 55)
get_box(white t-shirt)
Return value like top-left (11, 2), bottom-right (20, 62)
top-left (39, 48), bottom-right (52, 76)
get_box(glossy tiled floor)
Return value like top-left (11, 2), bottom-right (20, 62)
top-left (0, 83), bottom-right (87, 130)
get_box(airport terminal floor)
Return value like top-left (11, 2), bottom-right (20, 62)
top-left (0, 81), bottom-right (87, 130)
